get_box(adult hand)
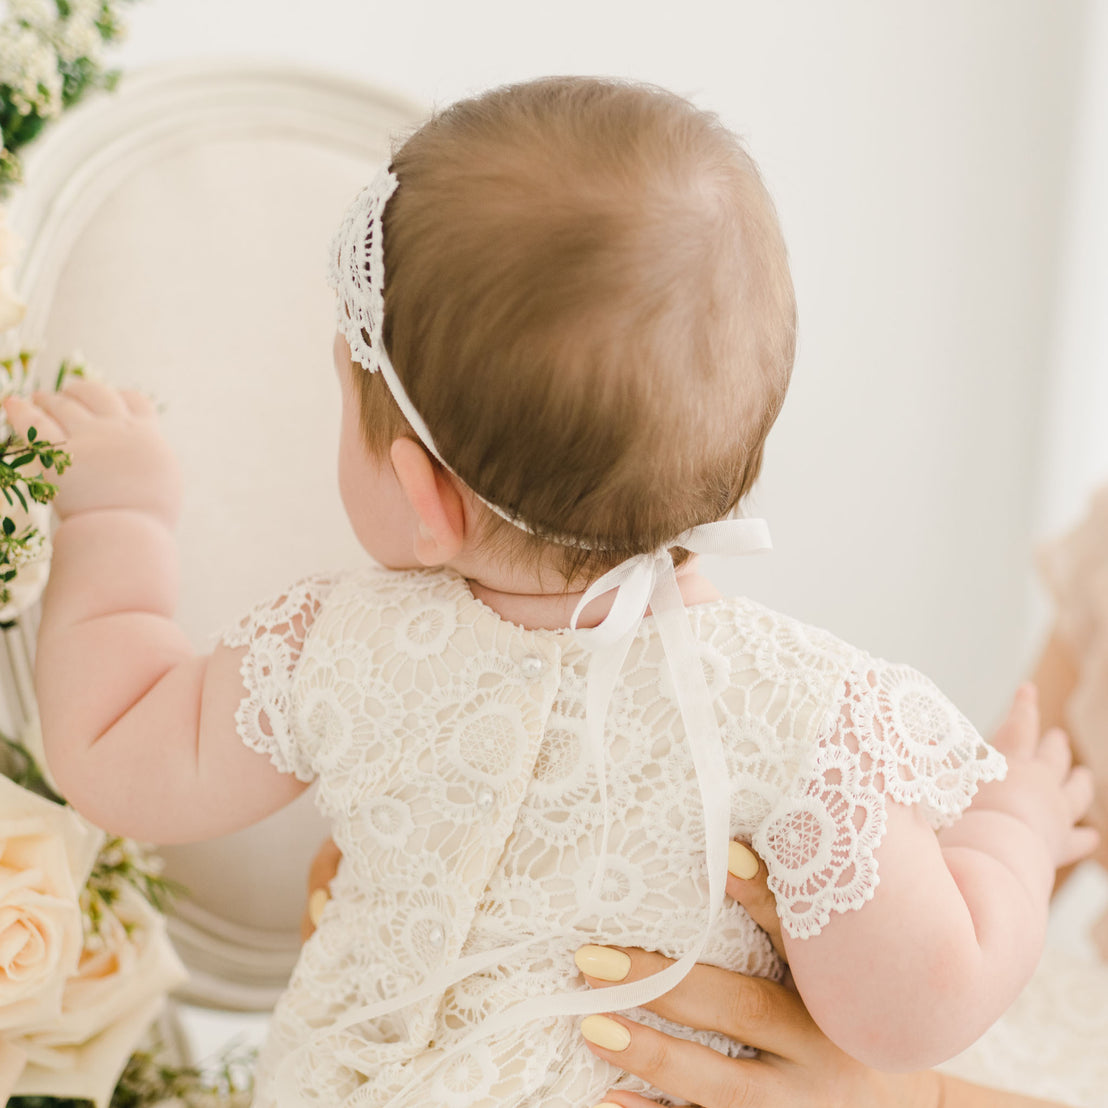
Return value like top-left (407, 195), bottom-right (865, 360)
top-left (575, 843), bottom-right (1064, 1108)
top-left (301, 836), bottom-right (342, 942)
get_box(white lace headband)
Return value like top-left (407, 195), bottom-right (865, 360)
top-left (327, 166), bottom-right (548, 537)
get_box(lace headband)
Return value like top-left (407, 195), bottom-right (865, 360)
top-left (327, 166), bottom-right (553, 538)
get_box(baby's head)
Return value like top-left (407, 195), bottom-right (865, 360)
top-left (344, 76), bottom-right (796, 581)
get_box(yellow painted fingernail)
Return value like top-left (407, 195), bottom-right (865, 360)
top-left (728, 841), bottom-right (759, 880)
top-left (581, 1014), bottom-right (631, 1051)
top-left (308, 888), bottom-right (330, 927)
top-left (574, 944), bottom-right (631, 982)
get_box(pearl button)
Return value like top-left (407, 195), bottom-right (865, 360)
top-left (428, 924), bottom-right (445, 947)
top-left (476, 785), bottom-right (496, 811)
top-left (520, 653), bottom-right (545, 678)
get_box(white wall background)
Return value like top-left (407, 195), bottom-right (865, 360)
top-left (107, 0), bottom-right (1098, 729)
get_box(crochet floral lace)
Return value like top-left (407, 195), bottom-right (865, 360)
top-left (327, 167), bottom-right (396, 378)
top-left (220, 573), bottom-right (339, 784)
top-left (222, 567), bottom-right (1003, 1108)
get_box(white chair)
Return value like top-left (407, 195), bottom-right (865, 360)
top-left (4, 60), bottom-right (423, 1014)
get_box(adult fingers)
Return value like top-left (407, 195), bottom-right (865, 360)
top-left (588, 1093), bottom-right (660, 1108)
top-left (576, 945), bottom-right (814, 1061)
top-left (61, 378), bottom-right (127, 416)
top-left (301, 838), bottom-right (342, 942)
top-left (307, 837), bottom-right (343, 892)
top-left (581, 1013), bottom-right (783, 1108)
top-left (726, 842), bottom-right (785, 960)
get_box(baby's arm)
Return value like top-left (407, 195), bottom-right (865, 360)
top-left (781, 686), bottom-right (1096, 1072)
top-left (4, 383), bottom-right (309, 842)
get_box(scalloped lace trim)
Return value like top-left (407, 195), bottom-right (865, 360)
top-left (220, 574), bottom-right (338, 783)
top-left (758, 662), bottom-right (1007, 939)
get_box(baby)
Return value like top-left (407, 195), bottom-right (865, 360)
top-left (6, 77), bottom-right (1095, 1107)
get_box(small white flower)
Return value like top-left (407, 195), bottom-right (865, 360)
top-left (0, 23), bottom-right (63, 118)
top-left (55, 16), bottom-right (104, 66)
top-left (0, 498), bottom-right (52, 624)
top-left (6, 0), bottom-right (56, 30)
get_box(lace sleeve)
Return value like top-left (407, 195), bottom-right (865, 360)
top-left (754, 661), bottom-right (1007, 939)
top-left (219, 573), bottom-right (339, 783)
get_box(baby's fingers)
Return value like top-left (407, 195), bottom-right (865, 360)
top-left (1058, 824), bottom-right (1100, 869)
top-left (2, 394), bottom-right (65, 445)
top-left (120, 389), bottom-right (156, 418)
top-left (1037, 727), bottom-right (1073, 779)
top-left (991, 684), bottom-right (1040, 758)
top-left (1063, 764), bottom-right (1096, 823)
top-left (62, 378), bottom-right (127, 417)
top-left (29, 390), bottom-right (93, 434)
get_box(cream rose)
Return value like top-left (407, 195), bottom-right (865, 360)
top-left (0, 774), bottom-right (102, 1097)
top-left (10, 883), bottom-right (188, 1106)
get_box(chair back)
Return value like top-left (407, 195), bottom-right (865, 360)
top-left (4, 60), bottom-right (423, 1009)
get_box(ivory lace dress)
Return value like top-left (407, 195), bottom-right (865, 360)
top-left (223, 565), bottom-right (1003, 1108)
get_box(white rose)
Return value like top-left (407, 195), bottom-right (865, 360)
top-left (0, 776), bottom-right (101, 1098)
top-left (0, 776), bottom-right (101, 1030)
top-left (11, 884), bottom-right (188, 1107)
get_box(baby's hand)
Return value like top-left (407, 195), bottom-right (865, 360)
top-left (3, 381), bottom-right (181, 527)
top-left (975, 684), bottom-right (1099, 869)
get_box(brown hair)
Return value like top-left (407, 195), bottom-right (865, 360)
top-left (352, 76), bottom-right (796, 581)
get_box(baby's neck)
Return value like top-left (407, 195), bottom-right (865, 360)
top-left (464, 557), bottom-right (722, 631)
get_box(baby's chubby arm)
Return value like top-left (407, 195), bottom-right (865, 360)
top-left (4, 383), bottom-right (308, 843)
top-left (781, 686), bottom-right (1096, 1072)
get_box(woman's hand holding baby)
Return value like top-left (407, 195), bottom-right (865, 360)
top-left (578, 843), bottom-right (1071, 1108)
top-left (3, 381), bottom-right (181, 527)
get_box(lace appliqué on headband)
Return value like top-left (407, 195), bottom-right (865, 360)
top-left (327, 166), bottom-right (398, 378)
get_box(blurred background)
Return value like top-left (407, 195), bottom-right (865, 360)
top-left (107, 0), bottom-right (1107, 730)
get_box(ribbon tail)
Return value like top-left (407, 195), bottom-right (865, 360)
top-left (583, 624), bottom-right (637, 910)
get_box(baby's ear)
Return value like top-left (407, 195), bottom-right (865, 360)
top-left (389, 437), bottom-right (467, 566)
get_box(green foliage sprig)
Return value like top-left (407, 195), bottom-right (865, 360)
top-left (0, 418), bottom-right (70, 610)
top-left (0, 0), bottom-right (140, 194)
top-left (82, 835), bottom-right (186, 940)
